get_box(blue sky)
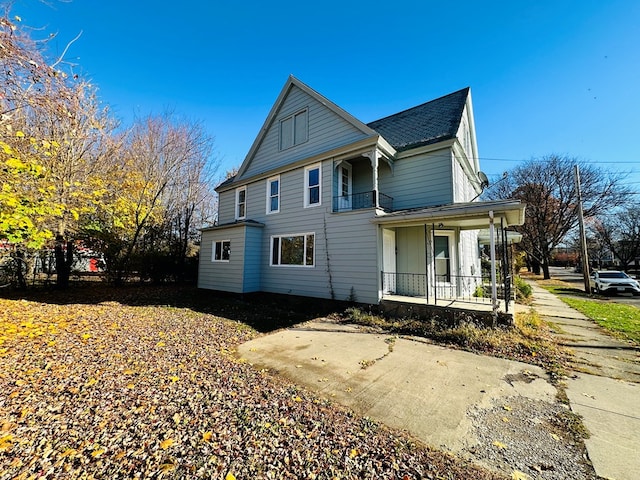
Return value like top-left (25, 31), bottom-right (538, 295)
top-left (12, 0), bottom-right (640, 191)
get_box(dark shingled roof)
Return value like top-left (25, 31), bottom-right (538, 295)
top-left (367, 87), bottom-right (469, 152)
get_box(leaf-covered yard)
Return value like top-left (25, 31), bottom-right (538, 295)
top-left (0, 288), bottom-right (504, 479)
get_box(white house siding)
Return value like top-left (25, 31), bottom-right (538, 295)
top-left (396, 227), bottom-right (427, 275)
top-left (351, 159), bottom-right (374, 195)
top-left (458, 229), bottom-right (481, 297)
top-left (217, 189), bottom-right (236, 225)
top-left (453, 153), bottom-right (476, 203)
top-left (379, 148), bottom-right (453, 210)
top-left (240, 86), bottom-right (369, 180)
top-left (249, 162), bottom-right (379, 304)
top-left (323, 210), bottom-right (379, 304)
top-left (242, 225), bottom-right (263, 292)
top-left (198, 227), bottom-right (247, 293)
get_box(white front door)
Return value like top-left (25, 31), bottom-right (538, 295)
top-left (383, 228), bottom-right (396, 294)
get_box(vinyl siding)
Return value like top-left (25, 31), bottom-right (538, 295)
top-left (380, 148), bottom-right (453, 210)
top-left (217, 189), bottom-right (237, 225)
top-left (198, 227), bottom-right (246, 293)
top-left (240, 85), bottom-right (369, 179)
top-left (218, 161), bottom-right (380, 304)
top-left (396, 226), bottom-right (427, 274)
top-left (242, 226), bottom-right (263, 292)
top-left (453, 155), bottom-right (476, 203)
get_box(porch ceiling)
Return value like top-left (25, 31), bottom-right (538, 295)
top-left (371, 199), bottom-right (525, 229)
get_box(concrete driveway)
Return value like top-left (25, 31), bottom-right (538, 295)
top-left (237, 320), bottom-right (558, 458)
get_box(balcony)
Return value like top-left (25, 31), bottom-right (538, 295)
top-left (333, 191), bottom-right (393, 213)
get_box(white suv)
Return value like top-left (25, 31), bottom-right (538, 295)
top-left (589, 270), bottom-right (640, 296)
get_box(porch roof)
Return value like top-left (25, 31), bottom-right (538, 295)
top-left (371, 199), bottom-right (525, 229)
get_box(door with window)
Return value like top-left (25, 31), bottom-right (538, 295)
top-left (338, 163), bottom-right (352, 211)
top-left (434, 235), bottom-right (451, 283)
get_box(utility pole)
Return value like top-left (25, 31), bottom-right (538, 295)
top-left (575, 165), bottom-right (590, 292)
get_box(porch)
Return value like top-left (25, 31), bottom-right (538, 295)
top-left (373, 199), bottom-right (526, 317)
top-left (380, 272), bottom-right (515, 325)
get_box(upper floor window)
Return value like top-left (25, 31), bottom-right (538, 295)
top-left (266, 176), bottom-right (280, 214)
top-left (212, 240), bottom-right (230, 262)
top-left (304, 163), bottom-right (321, 208)
top-left (235, 186), bottom-right (246, 220)
top-left (280, 109), bottom-right (308, 150)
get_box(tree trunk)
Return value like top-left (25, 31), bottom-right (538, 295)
top-left (530, 258), bottom-right (541, 275)
top-left (55, 235), bottom-right (73, 288)
top-left (541, 261), bottom-right (551, 280)
top-left (15, 249), bottom-right (26, 289)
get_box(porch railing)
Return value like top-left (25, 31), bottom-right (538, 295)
top-left (381, 271), bottom-right (513, 304)
top-left (333, 191), bottom-right (393, 212)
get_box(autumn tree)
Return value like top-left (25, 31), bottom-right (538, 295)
top-left (84, 113), bottom-right (217, 284)
top-left (592, 206), bottom-right (640, 270)
top-left (490, 154), bottom-right (628, 279)
top-left (0, 9), bottom-right (118, 287)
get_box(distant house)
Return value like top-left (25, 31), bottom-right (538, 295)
top-left (198, 76), bottom-right (524, 312)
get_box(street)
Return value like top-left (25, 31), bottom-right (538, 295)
top-left (547, 266), bottom-right (640, 307)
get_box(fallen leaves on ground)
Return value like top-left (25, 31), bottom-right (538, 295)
top-left (0, 289), bottom-right (506, 479)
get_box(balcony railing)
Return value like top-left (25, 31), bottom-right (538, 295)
top-left (381, 272), bottom-right (513, 304)
top-left (333, 191), bottom-right (393, 212)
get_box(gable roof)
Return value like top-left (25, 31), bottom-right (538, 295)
top-left (366, 87), bottom-right (470, 152)
top-left (234, 75), bottom-right (380, 180)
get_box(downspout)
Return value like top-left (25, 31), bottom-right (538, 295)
top-left (489, 211), bottom-right (498, 322)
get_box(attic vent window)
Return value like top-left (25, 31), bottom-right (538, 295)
top-left (279, 109), bottom-right (308, 150)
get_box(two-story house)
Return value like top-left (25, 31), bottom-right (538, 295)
top-left (198, 76), bottom-right (524, 312)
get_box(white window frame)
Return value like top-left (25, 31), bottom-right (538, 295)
top-left (433, 231), bottom-right (455, 284)
top-left (212, 240), bottom-right (231, 262)
top-left (337, 161), bottom-right (353, 211)
top-left (266, 175), bottom-right (280, 214)
top-left (304, 163), bottom-right (321, 208)
top-left (235, 186), bottom-right (247, 220)
top-left (270, 232), bottom-right (315, 267)
top-left (279, 108), bottom-right (308, 151)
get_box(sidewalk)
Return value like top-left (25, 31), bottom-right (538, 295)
top-left (522, 282), bottom-right (640, 480)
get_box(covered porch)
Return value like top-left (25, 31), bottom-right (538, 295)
top-left (373, 199), bottom-right (526, 316)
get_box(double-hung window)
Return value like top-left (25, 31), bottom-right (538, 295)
top-left (212, 240), bottom-right (230, 262)
top-left (279, 109), bottom-right (308, 150)
top-left (304, 163), bottom-right (321, 207)
top-left (271, 233), bottom-right (315, 267)
top-left (266, 176), bottom-right (280, 214)
top-left (235, 186), bottom-right (246, 220)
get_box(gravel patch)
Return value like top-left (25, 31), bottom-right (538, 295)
top-left (465, 396), bottom-right (596, 479)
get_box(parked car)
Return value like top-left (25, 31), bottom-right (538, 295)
top-left (589, 270), bottom-right (640, 295)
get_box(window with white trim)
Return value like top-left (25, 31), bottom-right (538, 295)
top-left (235, 186), bottom-right (246, 220)
top-left (304, 163), bottom-right (321, 207)
top-left (271, 233), bottom-right (315, 267)
top-left (212, 240), bottom-right (230, 262)
top-left (279, 109), bottom-right (308, 150)
top-left (266, 176), bottom-right (280, 214)
top-left (434, 235), bottom-right (451, 282)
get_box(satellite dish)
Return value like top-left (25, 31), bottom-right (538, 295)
top-left (478, 171), bottom-right (489, 189)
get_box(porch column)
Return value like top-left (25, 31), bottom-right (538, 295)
top-left (363, 149), bottom-right (380, 209)
top-left (489, 210), bottom-right (498, 318)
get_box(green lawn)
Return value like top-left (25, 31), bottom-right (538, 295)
top-left (557, 295), bottom-right (640, 344)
